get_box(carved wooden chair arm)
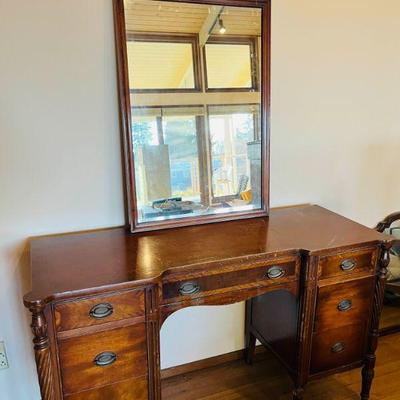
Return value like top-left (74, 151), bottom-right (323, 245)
top-left (375, 212), bottom-right (400, 233)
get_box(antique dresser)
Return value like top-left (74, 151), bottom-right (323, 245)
top-left (24, 205), bottom-right (392, 399)
top-left (24, 0), bottom-right (393, 398)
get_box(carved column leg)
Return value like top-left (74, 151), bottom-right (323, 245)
top-left (360, 243), bottom-right (390, 400)
top-left (293, 254), bottom-right (319, 400)
top-left (29, 303), bottom-right (56, 400)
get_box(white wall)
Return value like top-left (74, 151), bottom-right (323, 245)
top-left (1, 0), bottom-right (400, 398)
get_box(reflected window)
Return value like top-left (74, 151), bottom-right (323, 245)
top-left (208, 104), bottom-right (261, 205)
top-left (132, 106), bottom-right (204, 222)
top-left (204, 38), bottom-right (258, 90)
top-left (127, 35), bottom-right (200, 91)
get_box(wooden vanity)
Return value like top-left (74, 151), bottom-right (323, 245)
top-left (24, 205), bottom-right (392, 399)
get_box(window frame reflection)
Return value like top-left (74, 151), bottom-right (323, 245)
top-left (127, 33), bottom-right (202, 93)
top-left (203, 36), bottom-right (259, 92)
top-left (207, 103), bottom-right (261, 204)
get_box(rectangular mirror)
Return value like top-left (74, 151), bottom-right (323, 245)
top-left (114, 0), bottom-right (270, 232)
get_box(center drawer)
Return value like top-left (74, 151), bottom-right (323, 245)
top-left (162, 257), bottom-right (299, 302)
top-left (58, 323), bottom-right (148, 395)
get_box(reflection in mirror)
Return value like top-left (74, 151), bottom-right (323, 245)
top-left (127, 35), bottom-right (199, 91)
top-left (123, 0), bottom-right (264, 226)
top-left (205, 38), bottom-right (258, 90)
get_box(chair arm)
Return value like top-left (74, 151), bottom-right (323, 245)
top-left (375, 212), bottom-right (400, 233)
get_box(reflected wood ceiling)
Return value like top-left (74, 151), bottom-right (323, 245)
top-left (124, 0), bottom-right (262, 36)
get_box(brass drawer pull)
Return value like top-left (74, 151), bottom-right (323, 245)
top-left (179, 282), bottom-right (200, 296)
top-left (93, 352), bottom-right (117, 367)
top-left (337, 299), bottom-right (353, 312)
top-left (331, 342), bottom-right (345, 353)
top-left (340, 259), bottom-right (357, 272)
top-left (89, 303), bottom-right (114, 319)
top-left (266, 266), bottom-right (285, 279)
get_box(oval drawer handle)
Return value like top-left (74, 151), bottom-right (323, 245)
top-left (340, 259), bottom-right (357, 272)
top-left (266, 266), bottom-right (285, 279)
top-left (331, 342), bottom-right (345, 353)
top-left (93, 352), bottom-right (117, 367)
top-left (337, 299), bottom-right (353, 312)
top-left (179, 282), bottom-right (200, 296)
top-left (89, 303), bottom-right (114, 319)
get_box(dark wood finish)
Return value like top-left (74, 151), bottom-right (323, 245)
top-left (162, 257), bottom-right (298, 301)
top-left (23, 205), bottom-right (393, 400)
top-left (249, 288), bottom-right (300, 373)
top-left (318, 247), bottom-right (377, 280)
top-left (361, 244), bottom-right (391, 400)
top-left (375, 212), bottom-right (400, 336)
top-left (114, 0), bottom-right (271, 233)
top-left (28, 304), bottom-right (57, 400)
top-left (314, 278), bottom-right (375, 333)
top-left (292, 254), bottom-right (319, 399)
top-left (64, 376), bottom-right (148, 400)
top-left (58, 323), bottom-right (148, 395)
top-left (54, 289), bottom-right (145, 332)
top-left (375, 212), bottom-right (400, 232)
top-left (310, 322), bottom-right (368, 374)
top-left (24, 205), bottom-right (387, 304)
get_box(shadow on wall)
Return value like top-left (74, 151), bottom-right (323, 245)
top-left (355, 143), bottom-right (400, 225)
top-left (1, 239), bottom-right (40, 399)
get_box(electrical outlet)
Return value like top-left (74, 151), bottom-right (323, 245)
top-left (0, 341), bottom-right (9, 370)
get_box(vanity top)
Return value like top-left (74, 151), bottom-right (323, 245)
top-left (24, 205), bottom-right (390, 305)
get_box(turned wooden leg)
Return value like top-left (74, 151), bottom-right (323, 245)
top-left (29, 303), bottom-right (56, 400)
top-left (360, 244), bottom-right (390, 400)
top-left (245, 331), bottom-right (256, 365)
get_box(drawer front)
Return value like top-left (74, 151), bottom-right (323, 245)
top-left (318, 248), bottom-right (377, 280)
top-left (162, 259), bottom-right (298, 302)
top-left (310, 323), bottom-right (367, 374)
top-left (64, 376), bottom-right (148, 400)
top-left (58, 324), bottom-right (147, 395)
top-left (314, 278), bottom-right (375, 333)
top-left (54, 289), bottom-right (145, 332)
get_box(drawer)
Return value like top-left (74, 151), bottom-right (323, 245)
top-left (318, 248), bottom-right (377, 280)
top-left (162, 258), bottom-right (298, 302)
top-left (310, 323), bottom-right (367, 374)
top-left (54, 289), bottom-right (145, 332)
top-left (64, 376), bottom-right (148, 400)
top-left (58, 323), bottom-right (147, 395)
top-left (314, 278), bottom-right (375, 333)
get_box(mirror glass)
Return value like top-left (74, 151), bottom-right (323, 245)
top-left (205, 41), bottom-right (255, 89)
top-left (124, 0), bottom-right (263, 225)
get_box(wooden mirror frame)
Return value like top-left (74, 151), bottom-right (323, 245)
top-left (113, 0), bottom-right (271, 233)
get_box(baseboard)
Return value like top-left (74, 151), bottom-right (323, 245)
top-left (161, 345), bottom-right (268, 380)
